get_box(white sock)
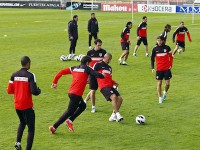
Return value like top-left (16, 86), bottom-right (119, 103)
top-left (163, 91), bottom-right (167, 95)
top-left (92, 106), bottom-right (95, 109)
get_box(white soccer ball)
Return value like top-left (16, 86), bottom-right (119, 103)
top-left (60, 55), bottom-right (68, 61)
top-left (136, 115), bottom-right (146, 125)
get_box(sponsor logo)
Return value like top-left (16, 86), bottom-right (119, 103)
top-left (138, 4), bottom-right (176, 13)
top-left (102, 70), bottom-right (111, 74)
top-left (102, 4), bottom-right (137, 12)
top-left (177, 6), bottom-right (200, 13)
top-left (103, 4), bottom-right (127, 11)
top-left (73, 68), bottom-right (85, 72)
top-left (14, 77), bottom-right (28, 82)
top-left (156, 53), bottom-right (167, 56)
top-left (0, 3), bottom-right (21, 6)
top-left (148, 5), bottom-right (173, 12)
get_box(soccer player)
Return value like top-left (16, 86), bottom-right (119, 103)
top-left (49, 56), bottom-right (104, 133)
top-left (7, 56), bottom-right (41, 150)
top-left (94, 53), bottom-right (124, 122)
top-left (118, 21), bottom-right (132, 65)
top-left (68, 15), bottom-right (78, 58)
top-left (172, 21), bottom-right (192, 55)
top-left (88, 13), bottom-right (99, 50)
top-left (133, 16), bottom-right (149, 57)
top-left (160, 24), bottom-right (171, 44)
top-left (84, 39), bottom-right (106, 113)
top-left (151, 36), bottom-right (173, 103)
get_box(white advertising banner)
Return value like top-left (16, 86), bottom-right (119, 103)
top-left (138, 4), bottom-right (176, 13)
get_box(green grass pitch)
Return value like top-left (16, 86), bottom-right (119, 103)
top-left (0, 8), bottom-right (200, 150)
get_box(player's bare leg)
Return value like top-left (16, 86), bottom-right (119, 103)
top-left (119, 50), bottom-right (128, 65)
top-left (110, 94), bottom-right (123, 122)
top-left (145, 45), bottom-right (149, 56)
top-left (163, 80), bottom-right (170, 100)
top-left (133, 45), bottom-right (139, 56)
top-left (172, 45), bottom-right (179, 55)
top-left (157, 80), bottom-right (163, 103)
top-left (90, 90), bottom-right (96, 112)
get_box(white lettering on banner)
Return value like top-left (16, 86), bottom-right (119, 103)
top-left (148, 5), bottom-right (172, 12)
top-left (138, 4), bottom-right (176, 13)
top-left (83, 4), bottom-right (98, 9)
top-left (28, 3), bottom-right (59, 7)
top-left (103, 4), bottom-right (127, 11)
top-left (0, 3), bottom-right (20, 6)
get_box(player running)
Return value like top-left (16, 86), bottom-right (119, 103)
top-left (160, 24), bottom-right (171, 44)
top-left (151, 36), bottom-right (173, 103)
top-left (118, 21), bottom-right (132, 65)
top-left (172, 21), bottom-right (192, 56)
top-left (49, 56), bottom-right (104, 133)
top-left (133, 16), bottom-right (149, 57)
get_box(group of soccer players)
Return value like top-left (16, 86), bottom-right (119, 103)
top-left (6, 13), bottom-right (192, 150)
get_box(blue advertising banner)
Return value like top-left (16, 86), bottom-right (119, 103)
top-left (176, 5), bottom-right (200, 14)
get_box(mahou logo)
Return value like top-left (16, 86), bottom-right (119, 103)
top-left (103, 4), bottom-right (127, 11)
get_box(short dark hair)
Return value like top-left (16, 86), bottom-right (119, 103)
top-left (126, 21), bottom-right (132, 27)
top-left (91, 13), bottom-right (95, 15)
top-left (21, 56), bottom-right (31, 66)
top-left (165, 24), bottom-right (171, 29)
top-left (73, 15), bottom-right (78, 19)
top-left (157, 36), bottom-right (165, 41)
top-left (143, 16), bottom-right (147, 20)
top-left (94, 39), bottom-right (102, 45)
top-left (81, 56), bottom-right (92, 64)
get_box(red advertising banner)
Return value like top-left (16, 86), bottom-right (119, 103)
top-left (101, 4), bottom-right (138, 12)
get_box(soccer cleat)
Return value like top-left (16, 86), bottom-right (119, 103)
top-left (89, 46), bottom-right (92, 50)
top-left (122, 61), bottom-right (127, 65)
top-left (118, 58), bottom-right (122, 65)
top-left (49, 126), bottom-right (56, 134)
top-left (133, 53), bottom-right (137, 57)
top-left (146, 53), bottom-right (149, 57)
top-left (116, 113), bottom-right (124, 122)
top-left (65, 119), bottom-right (74, 132)
top-left (159, 97), bottom-right (164, 103)
top-left (14, 142), bottom-right (22, 150)
top-left (109, 113), bottom-right (117, 121)
top-left (91, 107), bottom-right (96, 113)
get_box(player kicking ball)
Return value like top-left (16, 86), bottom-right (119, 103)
top-left (94, 53), bottom-right (124, 122)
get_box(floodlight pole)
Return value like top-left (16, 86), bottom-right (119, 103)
top-left (132, 0), bottom-right (134, 22)
top-left (91, 0), bottom-right (94, 11)
top-left (71, 0), bottom-right (72, 18)
top-left (192, 2), bottom-right (195, 24)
